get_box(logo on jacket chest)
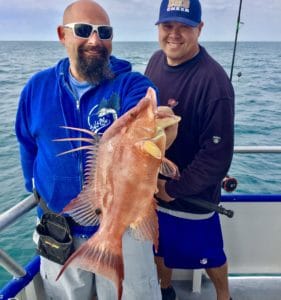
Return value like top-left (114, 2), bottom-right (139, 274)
top-left (88, 105), bottom-right (117, 133)
top-left (87, 93), bottom-right (120, 134)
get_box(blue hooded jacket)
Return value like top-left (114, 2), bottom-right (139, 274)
top-left (15, 56), bottom-right (156, 235)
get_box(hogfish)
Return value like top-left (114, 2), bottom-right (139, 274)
top-left (55, 87), bottom-right (181, 300)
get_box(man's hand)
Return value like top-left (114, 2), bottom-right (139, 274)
top-left (157, 106), bottom-right (180, 150)
top-left (164, 121), bottom-right (179, 149)
top-left (156, 179), bottom-right (175, 202)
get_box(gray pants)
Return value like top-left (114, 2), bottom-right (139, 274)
top-left (96, 230), bottom-right (161, 300)
top-left (38, 230), bottom-right (161, 300)
top-left (39, 236), bottom-right (95, 300)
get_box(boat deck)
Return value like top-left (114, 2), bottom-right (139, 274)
top-left (173, 275), bottom-right (281, 300)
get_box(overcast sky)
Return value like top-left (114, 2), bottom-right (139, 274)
top-left (1, 0), bottom-right (281, 42)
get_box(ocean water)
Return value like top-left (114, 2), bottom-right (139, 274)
top-left (0, 41), bottom-right (280, 287)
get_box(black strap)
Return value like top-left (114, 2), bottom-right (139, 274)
top-left (33, 188), bottom-right (52, 214)
top-left (33, 189), bottom-right (79, 225)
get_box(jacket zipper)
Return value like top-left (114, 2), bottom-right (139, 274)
top-left (63, 80), bottom-right (84, 190)
top-left (75, 97), bottom-right (84, 189)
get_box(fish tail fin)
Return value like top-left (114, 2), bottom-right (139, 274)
top-left (56, 233), bottom-right (124, 300)
top-left (55, 246), bottom-right (81, 280)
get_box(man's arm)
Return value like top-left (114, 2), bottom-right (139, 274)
top-left (15, 88), bottom-right (37, 192)
top-left (119, 73), bottom-right (159, 115)
top-left (165, 98), bottom-right (234, 198)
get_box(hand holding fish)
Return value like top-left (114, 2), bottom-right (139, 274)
top-left (156, 179), bottom-right (175, 202)
top-left (157, 106), bottom-right (179, 150)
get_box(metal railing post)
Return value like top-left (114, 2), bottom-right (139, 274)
top-left (0, 194), bottom-right (39, 280)
top-left (0, 249), bottom-right (26, 278)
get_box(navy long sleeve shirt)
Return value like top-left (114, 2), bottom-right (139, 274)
top-left (145, 46), bottom-right (234, 213)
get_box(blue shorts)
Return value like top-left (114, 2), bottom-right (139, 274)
top-left (156, 209), bottom-right (226, 269)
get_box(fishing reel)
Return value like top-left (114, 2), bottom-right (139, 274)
top-left (221, 175), bottom-right (238, 192)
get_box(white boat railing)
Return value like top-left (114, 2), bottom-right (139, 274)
top-left (0, 194), bottom-right (38, 233)
top-left (0, 145), bottom-right (281, 295)
top-left (0, 194), bottom-right (38, 280)
top-left (234, 146), bottom-right (281, 153)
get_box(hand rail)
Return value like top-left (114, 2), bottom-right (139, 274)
top-left (0, 249), bottom-right (26, 278)
top-left (0, 146), bottom-right (279, 234)
top-left (0, 194), bottom-right (38, 280)
top-left (234, 146), bottom-right (281, 153)
top-left (0, 194), bottom-right (38, 233)
top-left (0, 145), bottom-right (280, 281)
top-left (0, 256), bottom-right (40, 299)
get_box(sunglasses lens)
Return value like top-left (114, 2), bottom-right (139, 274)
top-left (74, 24), bottom-right (93, 38)
top-left (98, 26), bottom-right (113, 40)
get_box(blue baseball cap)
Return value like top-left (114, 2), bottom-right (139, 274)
top-left (156, 0), bottom-right (202, 27)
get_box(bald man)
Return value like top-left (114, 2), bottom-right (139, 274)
top-left (16, 1), bottom-right (161, 299)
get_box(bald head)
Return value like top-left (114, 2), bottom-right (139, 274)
top-left (63, 0), bottom-right (110, 25)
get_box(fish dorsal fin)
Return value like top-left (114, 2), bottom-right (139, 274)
top-left (55, 127), bottom-right (102, 226)
top-left (159, 157), bottom-right (180, 179)
top-left (63, 146), bottom-right (102, 226)
top-left (129, 199), bottom-right (159, 251)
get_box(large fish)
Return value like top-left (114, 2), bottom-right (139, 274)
top-left (55, 87), bottom-right (180, 299)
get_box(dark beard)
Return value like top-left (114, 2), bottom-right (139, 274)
top-left (76, 45), bottom-right (114, 85)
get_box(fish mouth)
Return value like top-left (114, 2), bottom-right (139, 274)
top-left (152, 127), bottom-right (166, 141)
top-left (156, 115), bottom-right (181, 129)
top-left (156, 106), bottom-right (181, 129)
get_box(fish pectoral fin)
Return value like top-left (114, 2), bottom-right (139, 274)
top-left (159, 157), bottom-right (180, 179)
top-left (62, 191), bottom-right (100, 226)
top-left (138, 140), bottom-right (162, 159)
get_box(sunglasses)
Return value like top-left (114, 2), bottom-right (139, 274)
top-left (63, 23), bottom-right (113, 40)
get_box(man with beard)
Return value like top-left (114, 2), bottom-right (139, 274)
top-left (15, 1), bottom-right (161, 299)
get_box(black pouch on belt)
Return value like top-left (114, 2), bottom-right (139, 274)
top-left (34, 190), bottom-right (74, 265)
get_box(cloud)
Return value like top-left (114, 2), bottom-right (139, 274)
top-left (0, 0), bottom-right (280, 41)
top-left (0, 0), bottom-right (69, 11)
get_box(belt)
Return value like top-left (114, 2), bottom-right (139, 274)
top-left (65, 216), bottom-right (82, 227)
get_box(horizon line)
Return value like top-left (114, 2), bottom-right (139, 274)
top-left (1, 40), bottom-right (281, 43)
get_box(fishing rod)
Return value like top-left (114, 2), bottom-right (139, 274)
top-left (182, 197), bottom-right (234, 218)
top-left (229, 0), bottom-right (243, 82)
top-left (214, 0), bottom-right (244, 212)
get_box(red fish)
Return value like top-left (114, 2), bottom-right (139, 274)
top-left (55, 87), bottom-right (180, 300)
